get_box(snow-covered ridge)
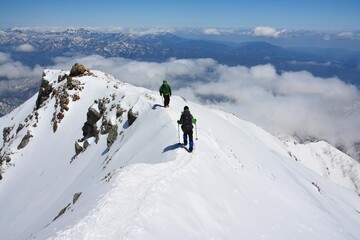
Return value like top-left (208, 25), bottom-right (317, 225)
top-left (282, 136), bottom-right (360, 194)
top-left (0, 67), bottom-right (359, 239)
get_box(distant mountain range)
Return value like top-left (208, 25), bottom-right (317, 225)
top-left (0, 28), bottom-right (359, 115)
top-left (2, 28), bottom-right (360, 82)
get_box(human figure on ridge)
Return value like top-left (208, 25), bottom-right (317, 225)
top-left (177, 106), bottom-right (197, 152)
top-left (159, 80), bottom-right (172, 108)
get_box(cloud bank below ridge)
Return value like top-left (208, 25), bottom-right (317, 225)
top-left (1, 54), bottom-right (360, 159)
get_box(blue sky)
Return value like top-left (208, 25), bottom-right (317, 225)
top-left (1, 0), bottom-right (359, 30)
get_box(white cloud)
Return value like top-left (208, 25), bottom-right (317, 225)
top-left (203, 28), bottom-right (221, 35)
top-left (338, 32), bottom-right (353, 38)
top-left (1, 54), bottom-right (359, 159)
top-left (16, 44), bottom-right (36, 52)
top-left (253, 26), bottom-right (283, 38)
top-left (0, 61), bottom-right (32, 79)
top-left (203, 28), bottom-right (234, 35)
top-left (337, 32), bottom-right (360, 40)
top-left (0, 55), bottom-right (42, 94)
top-left (104, 27), bottom-right (125, 33)
top-left (0, 52), bottom-right (11, 64)
top-left (127, 28), bottom-right (175, 36)
top-left (288, 60), bottom-right (332, 66)
top-left (52, 55), bottom-right (216, 90)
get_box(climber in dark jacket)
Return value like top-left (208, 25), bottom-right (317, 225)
top-left (159, 80), bottom-right (172, 107)
top-left (177, 106), bottom-right (197, 152)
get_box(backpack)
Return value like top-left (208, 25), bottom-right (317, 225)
top-left (182, 111), bottom-right (193, 131)
top-left (161, 84), bottom-right (170, 95)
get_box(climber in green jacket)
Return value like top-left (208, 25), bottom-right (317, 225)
top-left (159, 80), bottom-right (172, 108)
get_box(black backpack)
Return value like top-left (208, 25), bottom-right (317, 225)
top-left (182, 111), bottom-right (193, 130)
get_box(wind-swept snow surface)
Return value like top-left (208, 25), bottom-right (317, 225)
top-left (0, 69), bottom-right (359, 240)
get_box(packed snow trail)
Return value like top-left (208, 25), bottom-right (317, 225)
top-left (49, 97), bottom-right (360, 240)
top-left (51, 155), bottom-right (195, 239)
top-left (0, 69), bottom-right (359, 240)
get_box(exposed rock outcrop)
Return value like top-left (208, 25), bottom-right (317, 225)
top-left (82, 105), bottom-right (101, 140)
top-left (53, 203), bottom-right (71, 222)
top-left (106, 122), bottom-right (118, 148)
top-left (0, 153), bottom-right (11, 164)
top-left (16, 124), bottom-right (24, 134)
top-left (51, 67), bottom-right (85, 133)
top-left (73, 192), bottom-right (82, 204)
top-left (75, 95), bottom-right (126, 155)
top-left (75, 139), bottom-right (91, 156)
top-left (116, 106), bottom-right (126, 118)
top-left (52, 192), bottom-right (82, 221)
top-left (69, 63), bottom-right (87, 77)
top-left (3, 126), bottom-right (13, 143)
top-left (35, 73), bottom-right (53, 110)
top-left (87, 106), bottom-right (102, 126)
top-left (128, 107), bottom-right (138, 126)
top-left (17, 131), bottom-right (33, 150)
top-left (75, 141), bottom-right (84, 155)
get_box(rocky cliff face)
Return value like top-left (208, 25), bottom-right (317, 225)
top-left (0, 64), bottom-right (142, 179)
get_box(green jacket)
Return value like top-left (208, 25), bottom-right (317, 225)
top-left (159, 80), bottom-right (172, 96)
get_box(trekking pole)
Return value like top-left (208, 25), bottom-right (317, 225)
top-left (195, 123), bottom-right (198, 140)
top-left (177, 123), bottom-right (180, 143)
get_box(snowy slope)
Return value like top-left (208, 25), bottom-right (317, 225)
top-left (283, 136), bottom-right (360, 195)
top-left (0, 69), bottom-right (360, 240)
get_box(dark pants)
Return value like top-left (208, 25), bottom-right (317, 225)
top-left (182, 128), bottom-right (193, 149)
top-left (163, 95), bottom-right (170, 107)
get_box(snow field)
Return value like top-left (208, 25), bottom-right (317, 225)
top-left (0, 70), bottom-right (359, 240)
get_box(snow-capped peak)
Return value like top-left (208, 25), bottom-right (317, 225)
top-left (0, 66), bottom-right (359, 239)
